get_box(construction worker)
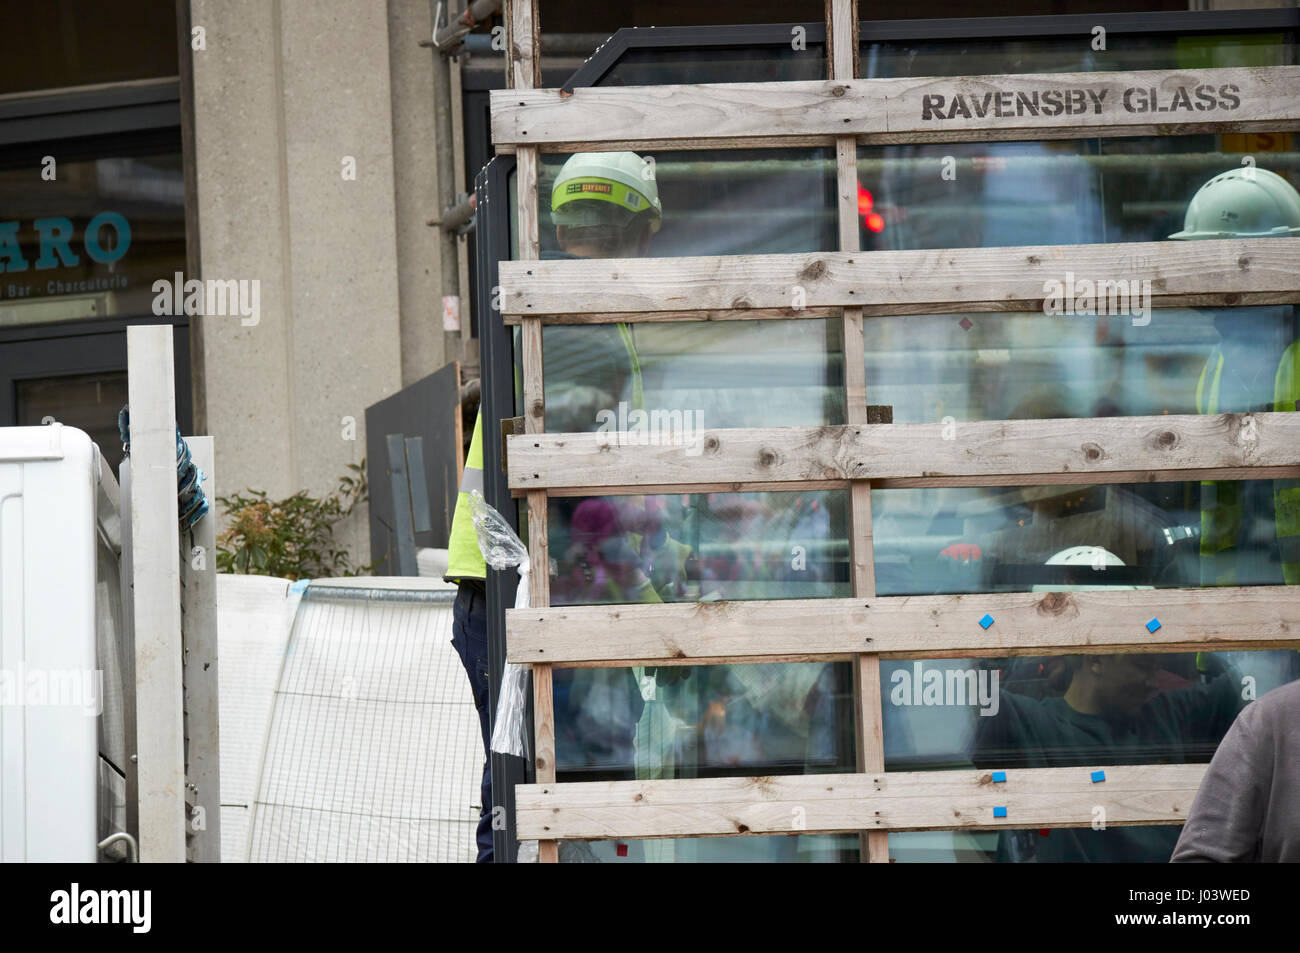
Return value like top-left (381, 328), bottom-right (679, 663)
top-left (973, 547), bottom-right (1246, 862)
top-left (445, 151), bottom-right (663, 861)
top-left (1169, 167), bottom-right (1300, 586)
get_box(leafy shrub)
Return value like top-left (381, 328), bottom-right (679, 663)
top-left (216, 461), bottom-right (378, 579)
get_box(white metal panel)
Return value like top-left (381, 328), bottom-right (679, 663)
top-left (0, 424), bottom-right (98, 862)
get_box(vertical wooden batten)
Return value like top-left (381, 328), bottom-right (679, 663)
top-left (506, 0), bottom-right (557, 864)
top-left (829, 0), bottom-right (887, 864)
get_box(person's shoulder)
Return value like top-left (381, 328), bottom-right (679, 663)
top-left (1247, 679), bottom-right (1300, 725)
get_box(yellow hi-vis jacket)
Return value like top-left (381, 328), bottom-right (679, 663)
top-left (446, 412), bottom-right (487, 582)
top-left (1197, 340), bottom-right (1300, 585)
top-left (445, 323), bottom-right (645, 583)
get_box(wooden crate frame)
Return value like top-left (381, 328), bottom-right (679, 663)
top-left (499, 0), bottom-right (1300, 861)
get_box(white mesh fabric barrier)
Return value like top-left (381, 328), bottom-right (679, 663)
top-left (245, 580), bottom-right (480, 862)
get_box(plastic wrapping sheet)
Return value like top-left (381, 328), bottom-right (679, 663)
top-left (468, 492), bottom-right (533, 760)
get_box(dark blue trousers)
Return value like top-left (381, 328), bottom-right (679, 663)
top-left (452, 581), bottom-right (494, 862)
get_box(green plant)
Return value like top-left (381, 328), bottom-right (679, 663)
top-left (216, 461), bottom-right (379, 579)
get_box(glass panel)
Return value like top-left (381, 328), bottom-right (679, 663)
top-left (539, 148), bottom-right (837, 261)
top-left (544, 2), bottom-right (825, 34)
top-left (0, 151), bottom-right (187, 327)
top-left (599, 44), bottom-right (826, 87)
top-left (558, 833), bottom-right (857, 863)
top-left (861, 28), bottom-right (1295, 78)
top-left (549, 490), bottom-right (853, 785)
top-left (863, 306), bottom-right (1300, 423)
top-left (874, 477), bottom-right (1297, 594)
top-left (17, 371), bottom-right (129, 473)
top-left (856, 132), bottom-right (1299, 251)
top-left (542, 318), bottom-right (844, 434)
top-left (883, 648), bottom-right (1299, 862)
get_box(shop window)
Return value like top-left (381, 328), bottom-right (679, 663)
top-left (0, 150), bottom-right (186, 327)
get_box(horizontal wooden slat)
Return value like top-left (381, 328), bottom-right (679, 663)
top-left (515, 764), bottom-right (1206, 839)
top-left (499, 239), bottom-right (1300, 319)
top-left (507, 584), bottom-right (1300, 666)
top-left (501, 293), bottom-right (1300, 326)
top-left (491, 66), bottom-right (1300, 152)
top-left (502, 306), bottom-right (842, 326)
top-left (508, 412), bottom-right (1300, 492)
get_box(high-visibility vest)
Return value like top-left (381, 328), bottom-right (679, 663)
top-left (445, 322), bottom-right (644, 583)
top-left (445, 413), bottom-right (487, 582)
top-left (1197, 340), bottom-right (1300, 585)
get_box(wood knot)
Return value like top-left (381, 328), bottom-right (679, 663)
top-left (1081, 442), bottom-right (1103, 462)
top-left (1036, 591), bottom-right (1073, 616)
top-left (757, 448), bottom-right (778, 468)
top-left (800, 259), bottom-right (828, 281)
top-left (1238, 255), bottom-right (1251, 271)
top-left (831, 85), bottom-right (847, 97)
top-left (1154, 430), bottom-right (1179, 450)
top-left (704, 435), bottom-right (720, 453)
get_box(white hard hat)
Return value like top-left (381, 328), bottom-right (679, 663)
top-left (550, 151), bottom-right (662, 232)
top-left (1031, 546), bottom-right (1153, 591)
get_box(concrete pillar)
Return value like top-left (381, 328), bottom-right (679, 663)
top-left (189, 0), bottom-right (438, 563)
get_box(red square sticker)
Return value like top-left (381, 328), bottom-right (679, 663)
top-left (616, 843), bottom-right (628, 857)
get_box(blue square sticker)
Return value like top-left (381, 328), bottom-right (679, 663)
top-left (979, 613), bottom-right (994, 630)
top-left (1091, 770), bottom-right (1106, 783)
top-left (991, 771), bottom-right (1006, 783)
top-left (1146, 618), bottom-right (1162, 633)
top-left (993, 806), bottom-right (1007, 818)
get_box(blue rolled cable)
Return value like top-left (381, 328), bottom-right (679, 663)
top-left (117, 404), bottom-right (209, 529)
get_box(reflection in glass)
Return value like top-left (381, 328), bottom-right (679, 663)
top-left (0, 152), bottom-right (187, 326)
top-left (543, 318), bottom-right (845, 434)
top-left (539, 148), bottom-right (837, 260)
top-left (883, 649), bottom-right (1299, 862)
top-left (862, 29), bottom-right (1294, 80)
top-left (856, 136), bottom-right (1299, 252)
top-left (548, 491), bottom-right (853, 820)
top-left (865, 304), bottom-right (1300, 593)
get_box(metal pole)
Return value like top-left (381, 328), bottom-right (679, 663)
top-left (431, 0), bottom-right (468, 364)
top-left (426, 0), bottom-right (502, 51)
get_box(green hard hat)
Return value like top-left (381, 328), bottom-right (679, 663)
top-left (1169, 166), bottom-right (1300, 240)
top-left (551, 151), bottom-right (662, 233)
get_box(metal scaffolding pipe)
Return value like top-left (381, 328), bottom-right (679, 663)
top-left (426, 0), bottom-right (502, 52)
top-left (430, 0), bottom-right (468, 359)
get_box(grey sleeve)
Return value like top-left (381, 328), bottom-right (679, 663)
top-left (1170, 705), bottom-right (1269, 863)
